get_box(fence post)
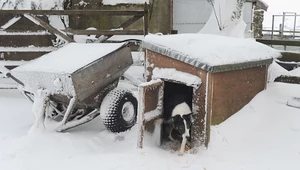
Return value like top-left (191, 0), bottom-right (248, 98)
top-left (281, 12), bottom-right (286, 39)
top-left (144, 2), bottom-right (149, 36)
top-left (271, 15), bottom-right (275, 40)
top-left (293, 13), bottom-right (297, 38)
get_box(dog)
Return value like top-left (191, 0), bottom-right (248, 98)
top-left (159, 93), bottom-right (193, 156)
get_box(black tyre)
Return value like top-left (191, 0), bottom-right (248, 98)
top-left (100, 87), bottom-right (138, 133)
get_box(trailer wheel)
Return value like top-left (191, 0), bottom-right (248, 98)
top-left (100, 87), bottom-right (137, 133)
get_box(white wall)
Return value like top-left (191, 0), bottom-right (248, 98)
top-left (243, 2), bottom-right (254, 32)
top-left (173, 0), bottom-right (254, 33)
top-left (173, 0), bottom-right (212, 33)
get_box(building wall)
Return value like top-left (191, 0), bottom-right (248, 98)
top-left (243, 2), bottom-right (254, 32)
top-left (172, 0), bottom-right (212, 33)
top-left (172, 0), bottom-right (255, 34)
top-left (211, 66), bottom-right (268, 125)
top-left (145, 50), bottom-right (210, 146)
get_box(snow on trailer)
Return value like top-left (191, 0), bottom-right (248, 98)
top-left (10, 42), bottom-right (138, 133)
top-left (138, 33), bottom-right (282, 153)
top-left (13, 43), bottom-right (129, 101)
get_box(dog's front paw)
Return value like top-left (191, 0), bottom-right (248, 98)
top-left (178, 152), bottom-right (184, 156)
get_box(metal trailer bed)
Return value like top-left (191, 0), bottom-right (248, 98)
top-left (2, 42), bottom-right (138, 132)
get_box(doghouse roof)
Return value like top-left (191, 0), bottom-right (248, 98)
top-left (142, 34), bottom-right (281, 73)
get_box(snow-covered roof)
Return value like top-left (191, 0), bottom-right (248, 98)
top-left (142, 34), bottom-right (281, 73)
top-left (13, 42), bottom-right (126, 74)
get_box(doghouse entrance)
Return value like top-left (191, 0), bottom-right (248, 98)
top-left (137, 79), bottom-right (196, 150)
top-left (163, 81), bottom-right (193, 113)
top-left (161, 81), bottom-right (193, 148)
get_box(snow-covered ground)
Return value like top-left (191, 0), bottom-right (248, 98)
top-left (0, 1), bottom-right (300, 169)
top-left (0, 75), bottom-right (300, 170)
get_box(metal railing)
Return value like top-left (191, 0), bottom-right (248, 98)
top-left (263, 12), bottom-right (300, 40)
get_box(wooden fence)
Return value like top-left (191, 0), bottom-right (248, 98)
top-left (0, 5), bottom-right (149, 72)
top-left (0, 4), bottom-right (149, 42)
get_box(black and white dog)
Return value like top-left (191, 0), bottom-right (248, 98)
top-left (159, 93), bottom-right (193, 156)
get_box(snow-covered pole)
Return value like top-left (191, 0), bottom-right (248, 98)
top-left (0, 65), bottom-right (10, 76)
top-left (0, 65), bottom-right (24, 86)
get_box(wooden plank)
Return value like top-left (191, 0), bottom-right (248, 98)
top-left (143, 3), bottom-right (149, 36)
top-left (263, 29), bottom-right (300, 34)
top-left (0, 52), bottom-right (49, 61)
top-left (0, 34), bottom-right (56, 47)
top-left (117, 15), bottom-right (142, 29)
top-left (280, 51), bottom-right (300, 62)
top-left (0, 46), bottom-right (56, 52)
top-left (0, 16), bottom-right (22, 30)
top-left (0, 10), bottom-right (145, 16)
top-left (137, 85), bottom-right (146, 149)
top-left (274, 76), bottom-right (300, 84)
top-left (98, 15), bottom-right (143, 42)
top-left (65, 29), bottom-right (144, 35)
top-left (23, 14), bottom-right (74, 43)
top-left (137, 79), bottom-right (164, 149)
top-left (256, 39), bottom-right (300, 46)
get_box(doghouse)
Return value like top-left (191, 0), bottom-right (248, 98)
top-left (137, 34), bottom-right (281, 149)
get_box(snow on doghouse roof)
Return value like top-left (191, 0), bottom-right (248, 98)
top-left (142, 34), bottom-right (281, 73)
top-left (13, 42), bottom-right (126, 74)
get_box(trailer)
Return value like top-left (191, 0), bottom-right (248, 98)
top-left (1, 42), bottom-right (138, 132)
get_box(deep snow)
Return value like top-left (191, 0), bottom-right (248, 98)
top-left (0, 78), bottom-right (300, 170)
top-left (0, 0), bottom-right (299, 169)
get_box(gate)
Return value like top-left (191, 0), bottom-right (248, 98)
top-left (0, 5), bottom-right (149, 71)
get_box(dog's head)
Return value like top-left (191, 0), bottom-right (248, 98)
top-left (172, 113), bottom-right (192, 137)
